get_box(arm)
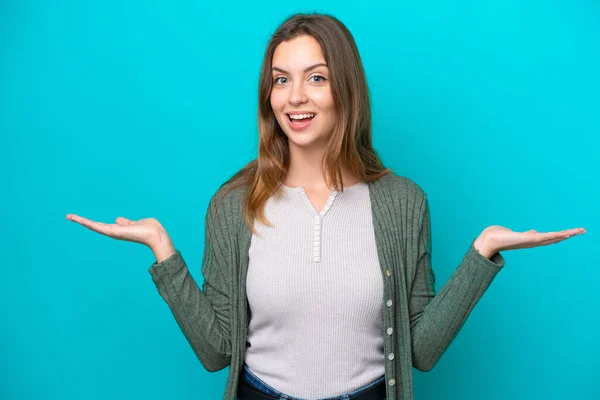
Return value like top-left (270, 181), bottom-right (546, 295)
top-left (409, 194), bottom-right (505, 372)
top-left (148, 195), bottom-right (233, 372)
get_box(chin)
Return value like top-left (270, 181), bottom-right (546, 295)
top-left (287, 132), bottom-right (330, 150)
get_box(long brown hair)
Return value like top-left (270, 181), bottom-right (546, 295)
top-left (216, 12), bottom-right (391, 233)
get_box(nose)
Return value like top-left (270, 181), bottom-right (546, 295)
top-left (289, 81), bottom-right (308, 105)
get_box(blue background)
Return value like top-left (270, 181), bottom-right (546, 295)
top-left (2, 1), bottom-right (598, 399)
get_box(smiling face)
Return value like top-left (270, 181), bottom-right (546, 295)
top-left (270, 34), bottom-right (337, 150)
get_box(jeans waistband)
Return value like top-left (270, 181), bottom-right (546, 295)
top-left (238, 363), bottom-right (386, 400)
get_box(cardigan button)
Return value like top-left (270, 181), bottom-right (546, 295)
top-left (388, 353), bottom-right (395, 360)
top-left (387, 327), bottom-right (393, 335)
top-left (386, 299), bottom-right (393, 307)
top-left (386, 269), bottom-right (391, 277)
top-left (388, 379), bottom-right (396, 386)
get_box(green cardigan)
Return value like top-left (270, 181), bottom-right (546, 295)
top-left (148, 172), bottom-right (505, 400)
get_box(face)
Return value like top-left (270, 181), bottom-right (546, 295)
top-left (270, 34), bottom-right (337, 150)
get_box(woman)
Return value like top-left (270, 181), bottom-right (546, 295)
top-left (66, 12), bottom-right (585, 400)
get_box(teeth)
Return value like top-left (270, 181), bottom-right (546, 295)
top-left (289, 113), bottom-right (315, 120)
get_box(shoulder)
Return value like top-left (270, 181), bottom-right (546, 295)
top-left (371, 171), bottom-right (429, 234)
top-left (206, 180), bottom-right (248, 223)
top-left (372, 171), bottom-right (428, 205)
top-left (206, 159), bottom-right (256, 216)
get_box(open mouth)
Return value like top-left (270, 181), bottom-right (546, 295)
top-left (287, 113), bottom-right (316, 123)
top-left (286, 113), bottom-right (316, 131)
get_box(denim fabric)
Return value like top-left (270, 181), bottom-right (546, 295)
top-left (238, 363), bottom-right (386, 400)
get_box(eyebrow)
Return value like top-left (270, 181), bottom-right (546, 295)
top-left (271, 63), bottom-right (328, 74)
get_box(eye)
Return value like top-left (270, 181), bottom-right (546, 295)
top-left (274, 76), bottom-right (288, 85)
top-left (310, 75), bottom-right (327, 83)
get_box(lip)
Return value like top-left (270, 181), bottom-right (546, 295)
top-left (286, 112), bottom-right (315, 131)
top-left (287, 111), bottom-right (316, 115)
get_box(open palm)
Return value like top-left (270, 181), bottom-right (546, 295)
top-left (482, 225), bottom-right (586, 253)
top-left (65, 214), bottom-right (165, 248)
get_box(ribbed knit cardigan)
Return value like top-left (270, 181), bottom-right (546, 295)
top-left (148, 172), bottom-right (506, 400)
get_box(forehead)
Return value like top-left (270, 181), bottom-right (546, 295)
top-left (272, 35), bottom-right (326, 69)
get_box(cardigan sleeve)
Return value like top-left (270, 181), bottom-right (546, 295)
top-left (148, 194), bottom-right (233, 372)
top-left (408, 193), bottom-right (505, 372)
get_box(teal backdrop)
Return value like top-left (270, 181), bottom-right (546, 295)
top-left (2, 1), bottom-right (598, 399)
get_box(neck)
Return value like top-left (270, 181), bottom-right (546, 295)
top-left (284, 143), bottom-right (358, 191)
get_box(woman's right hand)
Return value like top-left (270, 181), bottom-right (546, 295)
top-left (65, 214), bottom-right (175, 261)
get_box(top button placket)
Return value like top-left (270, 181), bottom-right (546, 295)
top-left (313, 189), bottom-right (338, 263)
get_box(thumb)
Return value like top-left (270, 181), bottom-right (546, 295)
top-left (115, 217), bottom-right (134, 225)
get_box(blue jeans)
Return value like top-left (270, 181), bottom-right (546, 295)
top-left (238, 363), bottom-right (386, 400)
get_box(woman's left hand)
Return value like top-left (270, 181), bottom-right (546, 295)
top-left (474, 225), bottom-right (587, 258)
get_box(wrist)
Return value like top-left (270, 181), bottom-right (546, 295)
top-left (151, 231), bottom-right (176, 263)
top-left (473, 235), bottom-right (496, 259)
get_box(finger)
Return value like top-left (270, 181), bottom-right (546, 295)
top-left (543, 237), bottom-right (567, 246)
top-left (66, 214), bottom-right (96, 224)
top-left (67, 215), bottom-right (112, 234)
top-left (537, 228), bottom-right (585, 242)
top-left (79, 218), bottom-right (109, 231)
top-left (66, 215), bottom-right (90, 225)
top-left (66, 214), bottom-right (80, 221)
top-left (540, 231), bottom-right (584, 247)
top-left (531, 231), bottom-right (564, 242)
top-left (549, 232), bottom-right (570, 241)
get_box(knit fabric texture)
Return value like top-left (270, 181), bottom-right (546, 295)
top-left (148, 172), bottom-right (506, 400)
top-left (245, 181), bottom-right (385, 398)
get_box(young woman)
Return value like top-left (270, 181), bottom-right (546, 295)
top-left (66, 12), bottom-right (585, 400)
